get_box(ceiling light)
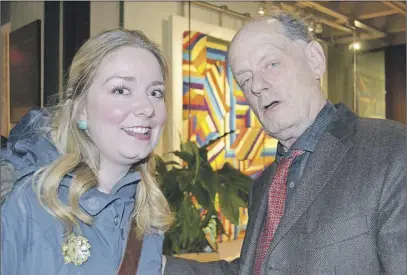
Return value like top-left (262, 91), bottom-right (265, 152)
top-left (308, 20), bottom-right (315, 32)
top-left (350, 42), bottom-right (361, 50)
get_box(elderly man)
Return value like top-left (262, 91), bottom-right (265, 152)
top-left (164, 10), bottom-right (406, 275)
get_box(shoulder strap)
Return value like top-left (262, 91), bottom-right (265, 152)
top-left (117, 223), bottom-right (144, 275)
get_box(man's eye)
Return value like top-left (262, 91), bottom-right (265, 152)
top-left (267, 62), bottom-right (279, 69)
top-left (240, 79), bottom-right (249, 87)
top-left (149, 89), bottom-right (164, 99)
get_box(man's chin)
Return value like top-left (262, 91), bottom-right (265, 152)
top-left (263, 122), bottom-right (292, 138)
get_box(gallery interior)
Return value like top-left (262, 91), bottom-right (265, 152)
top-left (1, 1), bottom-right (406, 262)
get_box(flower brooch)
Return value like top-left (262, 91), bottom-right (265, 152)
top-left (62, 233), bottom-right (91, 266)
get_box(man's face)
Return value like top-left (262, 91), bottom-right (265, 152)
top-left (228, 19), bottom-right (325, 141)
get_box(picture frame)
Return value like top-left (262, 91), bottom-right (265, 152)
top-left (9, 19), bottom-right (41, 124)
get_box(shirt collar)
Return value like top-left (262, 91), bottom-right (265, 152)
top-left (277, 101), bottom-right (337, 160)
top-left (61, 171), bottom-right (141, 216)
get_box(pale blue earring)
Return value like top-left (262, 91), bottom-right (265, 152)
top-left (77, 120), bottom-right (88, 130)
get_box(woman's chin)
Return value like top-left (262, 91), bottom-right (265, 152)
top-left (118, 150), bottom-right (151, 165)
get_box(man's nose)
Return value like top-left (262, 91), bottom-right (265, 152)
top-left (251, 74), bottom-right (268, 95)
top-left (132, 96), bottom-right (155, 118)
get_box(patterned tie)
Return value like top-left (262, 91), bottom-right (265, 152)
top-left (254, 149), bottom-right (305, 275)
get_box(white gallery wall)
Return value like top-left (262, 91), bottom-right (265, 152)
top-left (123, 2), bottom-right (262, 47)
top-left (90, 2), bottom-right (120, 37)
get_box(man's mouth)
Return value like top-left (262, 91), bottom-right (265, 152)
top-left (264, 101), bottom-right (280, 110)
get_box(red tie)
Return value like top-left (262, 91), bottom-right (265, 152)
top-left (254, 149), bottom-right (305, 275)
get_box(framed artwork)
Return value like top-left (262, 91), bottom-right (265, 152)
top-left (9, 19), bottom-right (41, 124)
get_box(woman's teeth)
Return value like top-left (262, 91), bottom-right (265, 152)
top-left (123, 127), bottom-right (150, 134)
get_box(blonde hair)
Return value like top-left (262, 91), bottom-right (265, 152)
top-left (33, 29), bottom-right (173, 236)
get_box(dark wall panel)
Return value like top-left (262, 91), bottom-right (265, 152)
top-left (44, 1), bottom-right (60, 105)
top-left (63, 1), bottom-right (90, 79)
top-left (385, 44), bottom-right (406, 124)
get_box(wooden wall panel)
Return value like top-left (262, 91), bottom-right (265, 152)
top-left (1, 23), bottom-right (11, 137)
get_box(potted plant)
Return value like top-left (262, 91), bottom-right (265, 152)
top-left (155, 133), bottom-right (253, 257)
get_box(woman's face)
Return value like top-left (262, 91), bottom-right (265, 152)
top-left (81, 46), bottom-right (167, 166)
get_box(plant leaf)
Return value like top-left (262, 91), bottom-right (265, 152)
top-left (165, 160), bottom-right (182, 167)
top-left (218, 185), bottom-right (247, 225)
top-left (173, 151), bottom-right (194, 164)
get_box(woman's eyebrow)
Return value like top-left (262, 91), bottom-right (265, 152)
top-left (103, 75), bottom-right (136, 84)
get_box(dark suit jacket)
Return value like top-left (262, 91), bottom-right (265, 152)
top-left (164, 103), bottom-right (406, 275)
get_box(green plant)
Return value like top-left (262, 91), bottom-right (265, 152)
top-left (156, 133), bottom-right (253, 255)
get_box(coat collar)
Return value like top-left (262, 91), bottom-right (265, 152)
top-left (60, 171), bottom-right (141, 216)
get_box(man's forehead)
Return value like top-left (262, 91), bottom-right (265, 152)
top-left (229, 23), bottom-right (290, 62)
top-left (236, 18), bottom-right (285, 39)
top-left (230, 20), bottom-right (288, 53)
top-left (249, 18), bottom-right (284, 30)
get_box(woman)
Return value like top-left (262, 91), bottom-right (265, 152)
top-left (1, 29), bottom-right (173, 274)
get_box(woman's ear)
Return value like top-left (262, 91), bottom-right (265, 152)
top-left (72, 99), bottom-right (87, 124)
top-left (79, 108), bottom-right (87, 122)
top-left (305, 41), bottom-right (326, 80)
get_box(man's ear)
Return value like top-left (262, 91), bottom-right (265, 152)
top-left (305, 41), bottom-right (326, 80)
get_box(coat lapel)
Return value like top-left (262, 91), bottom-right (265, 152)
top-left (267, 133), bottom-right (350, 254)
top-left (240, 163), bottom-right (276, 275)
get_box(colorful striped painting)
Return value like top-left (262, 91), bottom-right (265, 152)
top-left (182, 31), bottom-right (278, 243)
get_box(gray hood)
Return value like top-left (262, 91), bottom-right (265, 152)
top-left (1, 109), bottom-right (60, 184)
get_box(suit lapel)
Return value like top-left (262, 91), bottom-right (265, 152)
top-left (240, 163), bottom-right (276, 275)
top-left (267, 133), bottom-right (350, 256)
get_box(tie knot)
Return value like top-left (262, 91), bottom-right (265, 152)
top-left (280, 149), bottom-right (305, 162)
top-left (290, 149), bottom-right (305, 159)
top-left (278, 149), bottom-right (305, 167)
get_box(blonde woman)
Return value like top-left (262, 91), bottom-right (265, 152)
top-left (1, 29), bottom-right (173, 274)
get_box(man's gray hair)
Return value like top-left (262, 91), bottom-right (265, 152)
top-left (258, 10), bottom-right (314, 43)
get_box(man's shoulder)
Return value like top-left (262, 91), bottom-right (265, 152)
top-left (358, 117), bottom-right (405, 135)
top-left (356, 117), bottom-right (405, 148)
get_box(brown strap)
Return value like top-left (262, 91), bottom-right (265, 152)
top-left (117, 223), bottom-right (144, 275)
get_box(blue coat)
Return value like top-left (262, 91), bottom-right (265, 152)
top-left (1, 110), bottom-right (164, 275)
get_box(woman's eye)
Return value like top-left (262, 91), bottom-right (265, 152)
top-left (112, 86), bottom-right (130, 95)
